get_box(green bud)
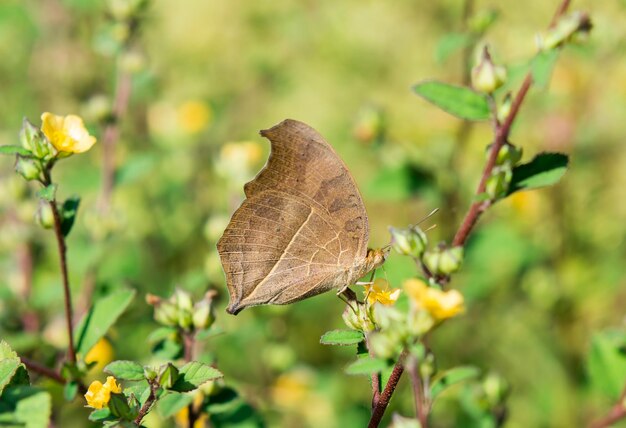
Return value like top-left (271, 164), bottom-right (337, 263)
top-left (19, 118), bottom-right (56, 160)
top-left (175, 288), bottom-right (193, 312)
top-left (471, 46), bottom-right (507, 94)
top-left (537, 11), bottom-right (592, 50)
top-left (422, 249), bottom-right (441, 276)
top-left (497, 93), bottom-right (512, 123)
top-left (143, 366), bottom-right (158, 381)
top-left (485, 167), bottom-right (512, 200)
top-left (158, 363), bottom-right (179, 389)
top-left (35, 201), bottom-right (55, 229)
top-left (15, 156), bottom-right (41, 181)
top-left (146, 294), bottom-right (179, 327)
top-left (407, 308), bottom-right (435, 336)
top-left (419, 353), bottom-right (436, 379)
top-left (482, 372), bottom-right (510, 406)
top-left (468, 9), bottom-right (499, 34)
top-left (389, 226), bottom-right (427, 258)
top-left (486, 143), bottom-right (522, 166)
top-left (192, 298), bottom-right (215, 331)
top-left (368, 331), bottom-right (402, 360)
top-left (342, 302), bottom-right (375, 332)
top-left (438, 246), bottom-right (464, 275)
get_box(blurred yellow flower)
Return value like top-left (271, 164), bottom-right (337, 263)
top-left (404, 278), bottom-right (464, 321)
top-left (84, 376), bottom-right (122, 409)
top-left (365, 278), bottom-right (401, 306)
top-left (84, 337), bottom-right (114, 372)
top-left (178, 100), bottom-right (212, 134)
top-left (41, 112), bottom-right (96, 153)
top-left (175, 392), bottom-right (207, 428)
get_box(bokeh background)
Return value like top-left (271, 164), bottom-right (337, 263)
top-left (1, 0), bottom-right (625, 426)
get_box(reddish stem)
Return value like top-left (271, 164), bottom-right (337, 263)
top-left (20, 357), bottom-right (65, 385)
top-left (368, 353), bottom-right (406, 428)
top-left (590, 386), bottom-right (626, 428)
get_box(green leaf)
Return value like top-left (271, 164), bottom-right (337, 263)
top-left (74, 289), bottom-right (136, 356)
top-left (435, 33), bottom-right (472, 64)
top-left (170, 362), bottom-right (223, 392)
top-left (37, 184), bottom-right (57, 202)
top-left (507, 153), bottom-right (569, 195)
top-left (320, 330), bottom-right (365, 346)
top-left (158, 392), bottom-right (195, 418)
top-left (345, 356), bottom-right (389, 376)
top-left (0, 145), bottom-right (31, 156)
top-left (0, 359), bottom-right (21, 395)
top-left (209, 401), bottom-right (264, 428)
top-left (63, 380), bottom-right (78, 401)
top-left (89, 408), bottom-right (113, 422)
top-left (60, 196), bottom-right (80, 237)
top-left (587, 330), bottom-right (626, 400)
top-left (0, 386), bottom-right (52, 428)
top-left (105, 361), bottom-right (145, 381)
top-left (531, 50), bottom-right (560, 89)
top-left (431, 366), bottom-right (481, 400)
top-left (413, 81), bottom-right (491, 121)
top-left (0, 341), bottom-right (19, 360)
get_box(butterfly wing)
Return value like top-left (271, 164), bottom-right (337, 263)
top-left (217, 119), bottom-right (370, 313)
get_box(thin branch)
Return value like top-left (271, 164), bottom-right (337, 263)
top-left (368, 352), bottom-right (406, 428)
top-left (48, 199), bottom-right (77, 364)
top-left (590, 385), bottom-right (626, 428)
top-left (20, 357), bottom-right (65, 385)
top-left (99, 70), bottom-right (132, 212)
top-left (183, 331), bottom-right (199, 428)
top-left (407, 356), bottom-right (428, 428)
top-left (134, 380), bottom-right (159, 426)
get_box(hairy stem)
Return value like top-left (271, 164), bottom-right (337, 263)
top-left (183, 332), bottom-right (199, 428)
top-left (590, 385), bottom-right (626, 428)
top-left (48, 198), bottom-right (77, 364)
top-left (135, 380), bottom-right (159, 425)
top-left (368, 352), bottom-right (406, 428)
top-left (20, 357), bottom-right (65, 385)
top-left (407, 356), bottom-right (428, 428)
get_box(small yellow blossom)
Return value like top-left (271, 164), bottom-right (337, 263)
top-left (84, 337), bottom-right (115, 372)
top-left (365, 278), bottom-right (401, 306)
top-left (177, 100), bottom-right (212, 134)
top-left (84, 376), bottom-right (122, 409)
top-left (41, 112), bottom-right (96, 154)
top-left (404, 278), bottom-right (465, 321)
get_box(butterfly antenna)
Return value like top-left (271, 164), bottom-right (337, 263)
top-left (416, 208), bottom-right (439, 226)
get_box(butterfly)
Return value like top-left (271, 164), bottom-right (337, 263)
top-left (217, 119), bottom-right (387, 314)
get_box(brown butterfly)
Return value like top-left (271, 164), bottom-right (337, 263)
top-left (217, 119), bottom-right (388, 314)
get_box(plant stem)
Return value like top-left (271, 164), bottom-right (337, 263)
top-left (590, 385), bottom-right (626, 428)
top-left (183, 331), bottom-right (199, 428)
top-left (135, 380), bottom-right (159, 426)
top-left (100, 69), bottom-right (132, 213)
top-left (407, 356), bottom-right (428, 428)
top-left (368, 1), bottom-right (573, 426)
top-left (368, 352), bottom-right (406, 428)
top-left (20, 356), bottom-right (65, 385)
top-left (48, 198), bottom-right (77, 364)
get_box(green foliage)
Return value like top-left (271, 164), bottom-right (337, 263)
top-left (431, 366), bottom-right (481, 401)
top-left (157, 392), bottom-right (194, 418)
top-left (37, 184), bottom-right (57, 202)
top-left (530, 50), bottom-right (560, 88)
top-left (507, 153), bottom-right (569, 195)
top-left (74, 289), bottom-right (136, 356)
top-left (169, 362), bottom-right (223, 392)
top-left (587, 330), bottom-right (626, 400)
top-left (59, 196), bottom-right (80, 237)
top-left (345, 356), bottom-right (389, 376)
top-left (413, 81), bottom-right (491, 121)
top-left (320, 330), bottom-right (365, 346)
top-left (0, 145), bottom-right (31, 156)
top-left (105, 361), bottom-right (145, 381)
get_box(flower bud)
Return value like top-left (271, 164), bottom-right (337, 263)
top-left (175, 288), bottom-right (193, 312)
top-left (485, 143), bottom-right (522, 166)
top-left (143, 366), bottom-right (157, 381)
top-left (158, 363), bottom-right (179, 389)
top-left (368, 331), bottom-right (402, 360)
top-left (485, 167), bottom-right (513, 200)
top-left (497, 93), bottom-right (512, 123)
top-left (407, 308), bottom-right (435, 336)
top-left (389, 226), bottom-right (427, 258)
top-left (192, 297), bottom-right (215, 330)
top-left (149, 296), bottom-right (179, 327)
top-left (482, 372), bottom-right (510, 406)
top-left (537, 11), bottom-right (592, 50)
top-left (342, 302), bottom-right (375, 332)
top-left (19, 118), bottom-right (56, 160)
top-left (471, 46), bottom-right (507, 94)
top-left (35, 200), bottom-right (55, 229)
top-left (438, 246), bottom-right (464, 275)
top-left (15, 156), bottom-right (41, 181)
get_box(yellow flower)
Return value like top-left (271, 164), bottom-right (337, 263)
top-left (365, 278), bottom-right (401, 306)
top-left (84, 376), bottom-right (122, 409)
top-left (84, 337), bottom-right (115, 372)
top-left (41, 112), bottom-right (96, 154)
top-left (177, 100), bottom-right (212, 134)
top-left (404, 278), bottom-right (465, 321)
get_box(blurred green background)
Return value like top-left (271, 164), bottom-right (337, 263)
top-left (1, 0), bottom-right (626, 426)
